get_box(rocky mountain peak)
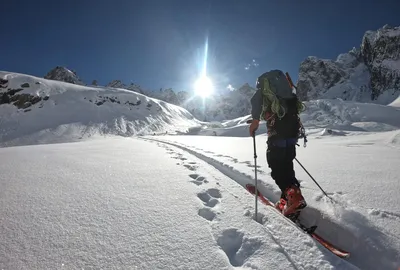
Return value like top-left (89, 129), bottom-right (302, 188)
top-left (106, 80), bottom-right (144, 94)
top-left (44, 66), bottom-right (84, 85)
top-left (297, 25), bottom-right (400, 104)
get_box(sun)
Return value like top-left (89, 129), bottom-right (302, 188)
top-left (194, 76), bottom-right (213, 98)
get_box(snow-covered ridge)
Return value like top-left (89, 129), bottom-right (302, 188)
top-left (106, 80), bottom-right (145, 94)
top-left (42, 64), bottom-right (256, 122)
top-left (298, 25), bottom-right (400, 104)
top-left (0, 71), bottom-right (200, 147)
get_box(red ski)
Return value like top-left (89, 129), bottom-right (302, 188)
top-left (246, 184), bottom-right (350, 259)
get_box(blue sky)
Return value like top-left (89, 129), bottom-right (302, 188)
top-left (1, 0), bottom-right (400, 94)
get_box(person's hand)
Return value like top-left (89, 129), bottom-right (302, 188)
top-left (249, 119), bottom-right (260, 137)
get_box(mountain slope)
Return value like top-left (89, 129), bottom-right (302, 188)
top-left (297, 25), bottom-right (400, 105)
top-left (0, 71), bottom-right (200, 147)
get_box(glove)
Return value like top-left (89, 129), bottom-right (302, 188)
top-left (249, 119), bottom-right (260, 137)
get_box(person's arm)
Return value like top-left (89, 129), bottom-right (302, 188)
top-left (250, 88), bottom-right (263, 120)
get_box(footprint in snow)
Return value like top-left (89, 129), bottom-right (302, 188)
top-left (197, 188), bottom-right (223, 222)
top-left (198, 208), bottom-right (216, 221)
top-left (197, 188), bottom-right (221, 208)
top-left (207, 188), bottom-right (222, 199)
top-left (216, 228), bottom-right (262, 267)
top-left (189, 174), bottom-right (209, 186)
top-left (183, 164), bottom-right (197, 171)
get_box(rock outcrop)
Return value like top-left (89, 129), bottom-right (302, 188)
top-left (44, 66), bottom-right (84, 85)
top-left (297, 25), bottom-right (400, 104)
top-left (106, 80), bottom-right (144, 94)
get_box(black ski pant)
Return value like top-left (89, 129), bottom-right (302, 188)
top-left (266, 139), bottom-right (300, 195)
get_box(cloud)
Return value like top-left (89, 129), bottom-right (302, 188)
top-left (245, 59), bottom-right (259, 70)
top-left (227, 84), bottom-right (235, 91)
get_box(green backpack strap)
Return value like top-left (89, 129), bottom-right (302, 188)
top-left (260, 77), bottom-right (286, 119)
top-left (260, 78), bottom-right (306, 120)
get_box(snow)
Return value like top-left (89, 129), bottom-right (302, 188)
top-left (382, 59), bottom-right (400, 70)
top-left (0, 138), bottom-right (357, 270)
top-left (143, 131), bottom-right (400, 270)
top-left (1, 69), bottom-right (400, 269)
top-left (0, 71), bottom-right (200, 147)
top-left (389, 95), bottom-right (400, 107)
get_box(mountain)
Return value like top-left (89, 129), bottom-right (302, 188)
top-left (41, 66), bottom-right (257, 122)
top-left (150, 84), bottom-right (256, 121)
top-left (44, 66), bottom-right (85, 85)
top-left (106, 80), bottom-right (145, 94)
top-left (297, 25), bottom-right (400, 104)
top-left (0, 71), bottom-right (200, 147)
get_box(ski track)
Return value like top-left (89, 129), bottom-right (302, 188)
top-left (152, 141), bottom-right (307, 270)
top-left (142, 137), bottom-right (400, 270)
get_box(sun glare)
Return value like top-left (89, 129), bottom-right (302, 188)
top-left (194, 76), bottom-right (213, 98)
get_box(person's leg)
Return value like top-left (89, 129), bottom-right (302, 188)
top-left (267, 143), bottom-right (300, 192)
top-left (267, 142), bottom-right (292, 212)
top-left (266, 144), bottom-right (287, 193)
top-left (283, 144), bottom-right (300, 188)
top-left (281, 144), bottom-right (307, 216)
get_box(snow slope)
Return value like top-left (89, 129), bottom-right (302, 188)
top-left (0, 138), bottom-right (357, 270)
top-left (183, 98), bottom-right (400, 137)
top-left (0, 71), bottom-right (200, 147)
top-left (143, 131), bottom-right (400, 270)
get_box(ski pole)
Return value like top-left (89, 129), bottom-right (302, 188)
top-left (247, 119), bottom-right (258, 221)
top-left (294, 158), bottom-right (333, 201)
top-left (252, 133), bottom-right (258, 221)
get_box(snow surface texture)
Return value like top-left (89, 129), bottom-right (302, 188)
top-left (143, 132), bottom-right (400, 270)
top-left (1, 137), bottom-right (359, 270)
top-left (297, 25), bottom-right (400, 105)
top-left (0, 71), bottom-right (200, 147)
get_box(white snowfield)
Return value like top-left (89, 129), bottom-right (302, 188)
top-left (1, 70), bottom-right (400, 269)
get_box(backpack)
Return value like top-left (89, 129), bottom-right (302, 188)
top-left (256, 70), bottom-right (305, 140)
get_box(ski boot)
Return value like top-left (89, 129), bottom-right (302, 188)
top-left (280, 185), bottom-right (307, 219)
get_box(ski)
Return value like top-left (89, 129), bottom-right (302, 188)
top-left (245, 184), bottom-right (350, 259)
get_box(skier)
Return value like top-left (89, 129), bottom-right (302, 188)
top-left (248, 70), bottom-right (307, 217)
